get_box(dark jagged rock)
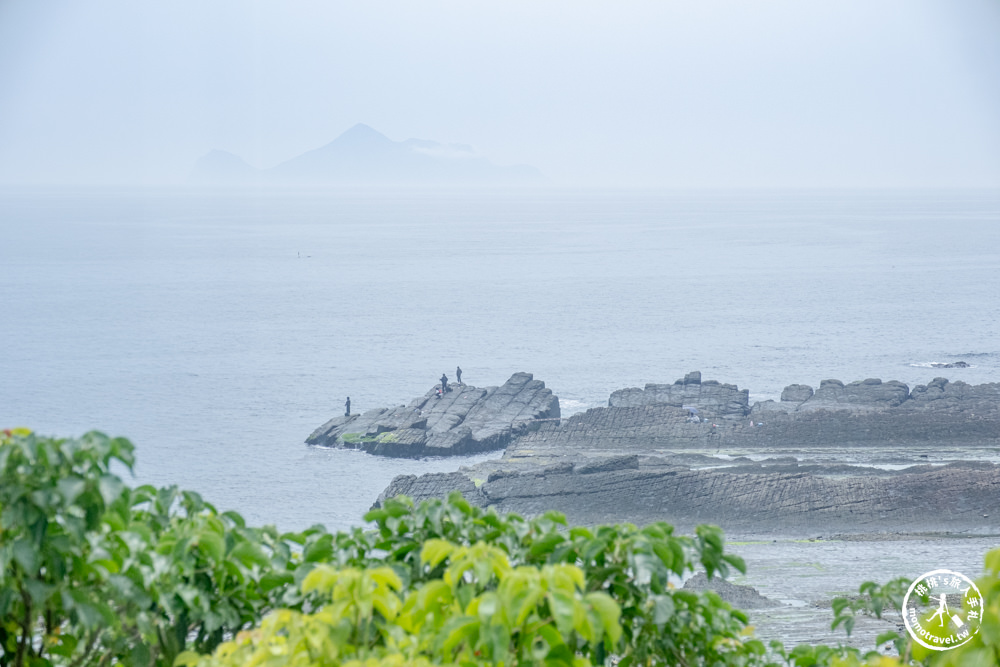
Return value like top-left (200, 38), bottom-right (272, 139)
top-left (392, 372), bottom-right (1000, 460)
top-left (795, 378), bottom-right (910, 412)
top-left (780, 384), bottom-right (814, 403)
top-left (377, 457), bottom-right (1000, 534)
top-left (306, 372), bottom-right (559, 457)
top-left (904, 378), bottom-right (1000, 413)
top-left (608, 372), bottom-right (750, 418)
top-left (379, 472), bottom-right (479, 504)
top-left (763, 376), bottom-right (1000, 416)
top-left (682, 572), bottom-right (780, 609)
top-left (370, 371), bottom-right (1000, 534)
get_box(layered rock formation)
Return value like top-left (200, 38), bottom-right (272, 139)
top-left (306, 372), bottom-right (559, 457)
top-left (754, 376), bottom-right (1000, 415)
top-left (378, 456), bottom-right (1000, 535)
top-left (608, 371), bottom-right (750, 418)
top-left (511, 374), bottom-right (1000, 457)
top-left (364, 371), bottom-right (1000, 533)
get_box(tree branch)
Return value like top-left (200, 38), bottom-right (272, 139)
top-left (14, 587), bottom-right (32, 667)
top-left (68, 631), bottom-right (100, 667)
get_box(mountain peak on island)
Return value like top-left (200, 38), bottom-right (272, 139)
top-left (329, 123), bottom-right (394, 148)
top-left (340, 122), bottom-right (387, 138)
top-left (189, 124), bottom-right (544, 186)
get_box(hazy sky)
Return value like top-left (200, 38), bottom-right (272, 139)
top-left (1, 0), bottom-right (998, 187)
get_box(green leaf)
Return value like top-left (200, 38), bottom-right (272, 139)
top-left (195, 530), bottom-right (225, 561)
top-left (260, 571), bottom-right (295, 593)
top-left (548, 589), bottom-right (576, 635)
top-left (230, 541), bottom-right (270, 568)
top-left (363, 508), bottom-right (388, 523)
top-left (221, 510), bottom-right (246, 528)
top-left (382, 497), bottom-right (412, 518)
top-left (0, 588), bottom-right (15, 617)
top-left (537, 623), bottom-right (565, 651)
top-left (12, 538), bottom-right (40, 573)
top-left (69, 591), bottom-right (111, 630)
top-left (24, 579), bottom-right (55, 605)
top-left (302, 565), bottom-right (338, 596)
top-left (447, 492), bottom-right (474, 516)
top-left (652, 543), bottom-right (674, 571)
top-left (722, 553), bottom-right (746, 574)
top-left (303, 534), bottom-right (334, 563)
top-left (57, 476), bottom-right (87, 504)
top-left (441, 616), bottom-right (480, 654)
top-left (510, 586), bottom-right (546, 627)
top-left (651, 594), bottom-right (675, 625)
top-left (174, 650), bottom-right (204, 666)
top-left (369, 566), bottom-right (403, 591)
top-left (585, 591), bottom-right (622, 645)
top-left (876, 631), bottom-right (900, 646)
top-left (98, 474), bottom-right (126, 504)
top-left (482, 621), bottom-right (510, 661)
top-left (985, 547), bottom-right (1000, 575)
top-left (421, 539), bottom-right (456, 568)
top-left (528, 533), bottom-right (565, 560)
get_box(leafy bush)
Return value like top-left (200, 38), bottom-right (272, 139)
top-left (0, 429), bottom-right (315, 666)
top-left (3, 429), bottom-right (1000, 666)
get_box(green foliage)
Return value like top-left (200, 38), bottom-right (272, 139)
top-left (5, 428), bottom-right (1000, 667)
top-left (914, 547), bottom-right (1000, 666)
top-left (0, 430), bottom-right (327, 666)
top-left (830, 577), bottom-right (914, 655)
top-left (339, 433), bottom-right (394, 446)
top-left (359, 494), bottom-right (764, 665)
top-left (186, 543), bottom-right (623, 666)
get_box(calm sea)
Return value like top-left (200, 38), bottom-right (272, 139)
top-left (3, 187), bottom-right (999, 531)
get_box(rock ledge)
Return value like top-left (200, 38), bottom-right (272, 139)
top-left (306, 372), bottom-right (559, 458)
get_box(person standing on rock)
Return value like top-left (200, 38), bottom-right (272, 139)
top-left (440, 373), bottom-right (449, 393)
top-left (345, 397), bottom-right (351, 417)
top-left (456, 366), bottom-right (462, 385)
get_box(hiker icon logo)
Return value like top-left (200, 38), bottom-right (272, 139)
top-left (902, 569), bottom-right (983, 651)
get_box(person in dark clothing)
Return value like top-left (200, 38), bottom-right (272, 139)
top-left (440, 374), bottom-right (448, 393)
top-left (456, 366), bottom-right (462, 384)
top-left (345, 397), bottom-right (351, 417)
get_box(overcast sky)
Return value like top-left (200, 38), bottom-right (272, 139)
top-left (1, 0), bottom-right (998, 187)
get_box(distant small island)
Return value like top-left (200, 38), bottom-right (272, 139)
top-left (189, 123), bottom-right (544, 186)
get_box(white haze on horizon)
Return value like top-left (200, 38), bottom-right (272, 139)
top-left (0, 0), bottom-right (998, 188)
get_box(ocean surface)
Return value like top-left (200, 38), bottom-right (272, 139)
top-left (3, 187), bottom-right (1000, 532)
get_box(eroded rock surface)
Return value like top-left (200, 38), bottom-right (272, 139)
top-left (377, 457), bottom-right (1000, 534)
top-left (758, 376), bottom-right (1000, 417)
top-left (609, 371), bottom-right (750, 418)
top-left (306, 372), bottom-right (559, 457)
top-left (682, 573), bottom-right (780, 609)
top-left (370, 371), bottom-right (1000, 533)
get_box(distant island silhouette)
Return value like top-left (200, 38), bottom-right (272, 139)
top-left (190, 124), bottom-right (544, 186)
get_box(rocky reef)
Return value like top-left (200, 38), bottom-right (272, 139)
top-left (353, 370), bottom-right (1000, 534)
top-left (509, 373), bottom-right (1000, 457)
top-left (608, 371), bottom-right (750, 417)
top-left (306, 372), bottom-right (559, 457)
top-left (754, 375), bottom-right (1000, 415)
top-left (378, 456), bottom-right (1000, 535)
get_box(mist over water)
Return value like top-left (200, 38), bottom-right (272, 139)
top-left (2, 187), bottom-right (999, 530)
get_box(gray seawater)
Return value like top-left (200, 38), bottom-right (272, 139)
top-left (3, 187), bottom-right (1000, 533)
